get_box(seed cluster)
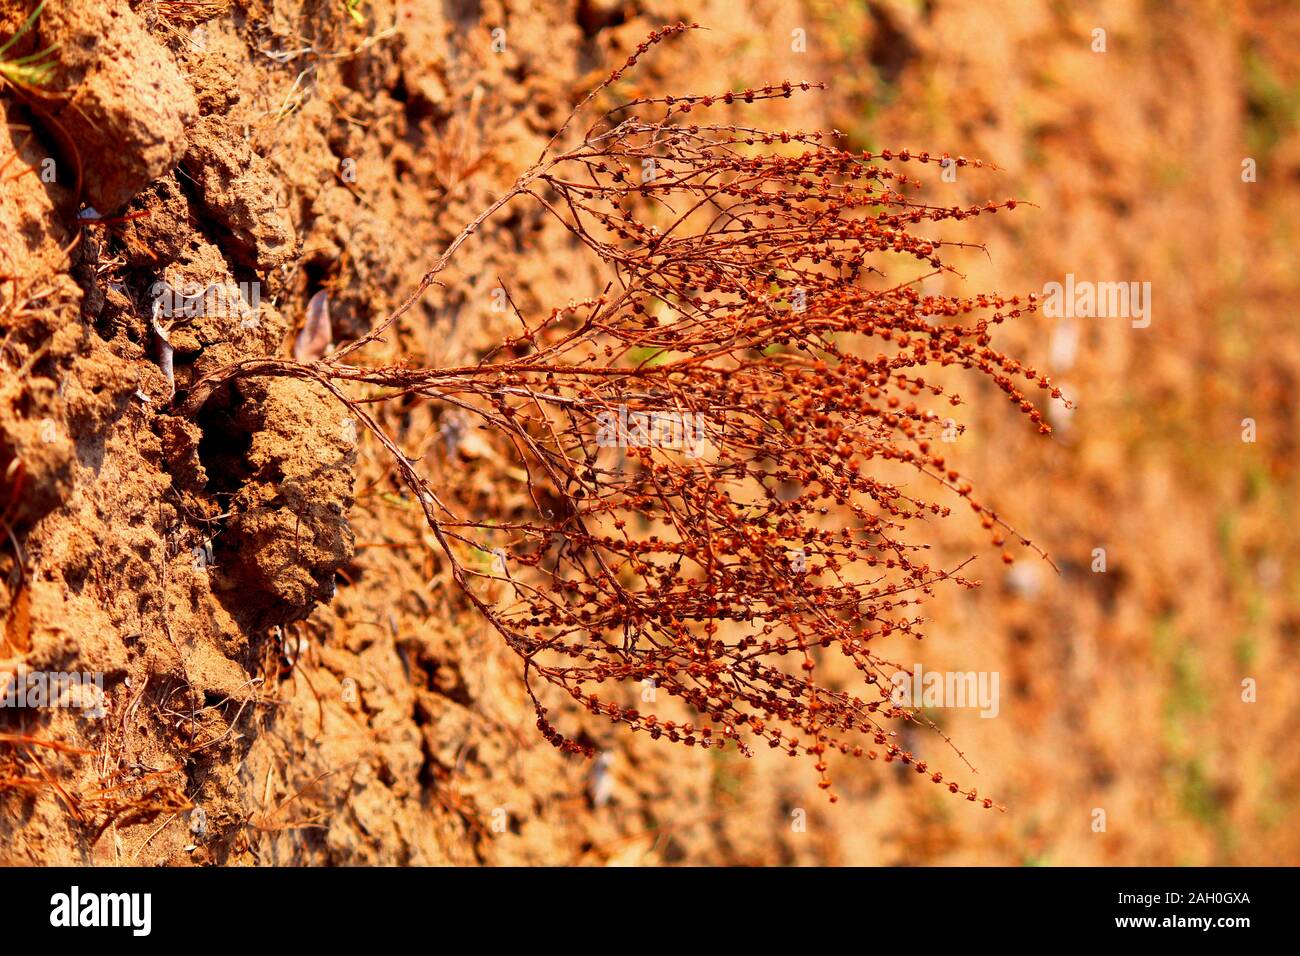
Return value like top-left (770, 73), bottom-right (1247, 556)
top-left (189, 24), bottom-right (1063, 806)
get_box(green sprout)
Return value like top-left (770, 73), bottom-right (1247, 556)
top-left (0, 1), bottom-right (57, 92)
top-left (342, 0), bottom-right (366, 27)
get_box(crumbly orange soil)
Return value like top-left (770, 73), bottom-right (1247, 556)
top-left (1, 0), bottom-right (1297, 865)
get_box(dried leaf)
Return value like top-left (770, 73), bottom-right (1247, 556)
top-left (294, 290), bottom-right (332, 361)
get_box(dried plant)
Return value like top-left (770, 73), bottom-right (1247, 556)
top-left (152, 0), bottom-right (233, 29)
top-left (182, 23), bottom-right (1064, 806)
top-left (0, 731), bottom-right (191, 836)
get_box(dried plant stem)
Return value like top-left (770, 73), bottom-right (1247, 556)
top-left (180, 23), bottom-right (1065, 806)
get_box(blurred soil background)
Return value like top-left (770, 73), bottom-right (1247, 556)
top-left (0, 0), bottom-right (1296, 864)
